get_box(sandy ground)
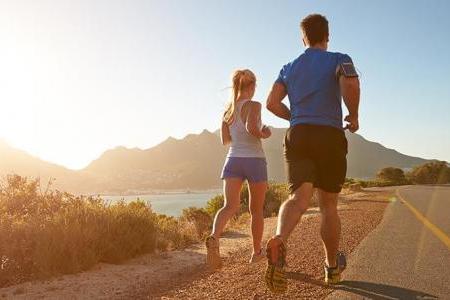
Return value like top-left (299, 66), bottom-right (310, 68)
top-left (0, 189), bottom-right (392, 299)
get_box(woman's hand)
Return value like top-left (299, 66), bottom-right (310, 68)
top-left (261, 125), bottom-right (272, 139)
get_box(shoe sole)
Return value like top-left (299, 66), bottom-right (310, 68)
top-left (205, 238), bottom-right (222, 270)
top-left (206, 251), bottom-right (222, 270)
top-left (264, 237), bottom-right (287, 293)
top-left (325, 273), bottom-right (341, 285)
top-left (324, 252), bottom-right (346, 284)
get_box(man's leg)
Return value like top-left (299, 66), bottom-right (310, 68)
top-left (264, 182), bottom-right (314, 293)
top-left (264, 125), bottom-right (315, 293)
top-left (276, 182), bottom-right (314, 241)
top-left (318, 189), bottom-right (341, 268)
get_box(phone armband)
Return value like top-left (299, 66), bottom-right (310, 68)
top-left (339, 62), bottom-right (358, 78)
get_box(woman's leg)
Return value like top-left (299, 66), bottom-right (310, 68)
top-left (248, 181), bottom-right (267, 254)
top-left (211, 178), bottom-right (243, 239)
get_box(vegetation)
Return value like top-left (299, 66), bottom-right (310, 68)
top-left (407, 161), bottom-right (450, 184)
top-left (205, 182), bottom-right (290, 219)
top-left (345, 161), bottom-right (450, 188)
top-left (376, 167), bottom-right (407, 185)
top-left (0, 176), bottom-right (291, 287)
top-left (153, 214), bottom-right (194, 251)
top-left (0, 175), bottom-right (201, 287)
top-left (1, 161), bottom-right (447, 287)
top-left (179, 207), bottom-right (212, 240)
top-left (2, 175), bottom-right (293, 286)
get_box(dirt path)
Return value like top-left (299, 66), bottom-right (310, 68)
top-left (143, 190), bottom-right (392, 299)
top-left (0, 190), bottom-right (392, 299)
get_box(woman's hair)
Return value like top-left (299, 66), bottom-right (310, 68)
top-left (223, 69), bottom-right (256, 125)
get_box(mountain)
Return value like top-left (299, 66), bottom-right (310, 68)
top-left (82, 128), bottom-right (429, 192)
top-left (0, 129), bottom-right (431, 194)
top-left (84, 130), bottom-right (228, 193)
top-left (0, 140), bottom-right (97, 194)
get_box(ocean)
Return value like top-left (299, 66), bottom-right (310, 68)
top-left (102, 190), bottom-right (222, 217)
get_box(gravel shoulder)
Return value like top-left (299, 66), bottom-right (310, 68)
top-left (0, 189), bottom-right (392, 299)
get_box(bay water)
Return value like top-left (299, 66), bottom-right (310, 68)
top-left (103, 190), bottom-right (221, 217)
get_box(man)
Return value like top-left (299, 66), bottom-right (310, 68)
top-left (264, 14), bottom-right (360, 293)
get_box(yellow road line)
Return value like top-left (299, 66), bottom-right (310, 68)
top-left (396, 189), bottom-right (450, 250)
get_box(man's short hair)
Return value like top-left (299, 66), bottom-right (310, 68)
top-left (300, 14), bottom-right (329, 46)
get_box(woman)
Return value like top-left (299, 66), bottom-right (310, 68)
top-left (206, 69), bottom-right (271, 270)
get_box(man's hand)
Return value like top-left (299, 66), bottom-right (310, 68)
top-left (261, 125), bottom-right (272, 139)
top-left (344, 114), bottom-right (359, 133)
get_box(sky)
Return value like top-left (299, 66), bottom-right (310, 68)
top-left (0, 0), bottom-right (449, 169)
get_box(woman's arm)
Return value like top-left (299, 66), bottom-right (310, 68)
top-left (220, 120), bottom-right (232, 145)
top-left (245, 102), bottom-right (271, 139)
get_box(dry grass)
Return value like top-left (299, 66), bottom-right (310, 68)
top-left (0, 175), bottom-right (202, 287)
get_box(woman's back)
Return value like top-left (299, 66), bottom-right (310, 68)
top-left (227, 99), bottom-right (265, 158)
top-left (207, 69), bottom-right (269, 271)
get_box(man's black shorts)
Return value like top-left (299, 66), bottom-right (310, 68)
top-left (284, 124), bottom-right (348, 194)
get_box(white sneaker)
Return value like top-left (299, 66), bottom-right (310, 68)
top-left (249, 248), bottom-right (266, 263)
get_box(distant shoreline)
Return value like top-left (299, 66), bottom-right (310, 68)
top-left (95, 188), bottom-right (222, 197)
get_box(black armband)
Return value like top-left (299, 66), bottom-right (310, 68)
top-left (338, 62), bottom-right (358, 78)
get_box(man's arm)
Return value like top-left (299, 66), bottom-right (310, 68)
top-left (266, 82), bottom-right (290, 121)
top-left (340, 76), bottom-right (360, 132)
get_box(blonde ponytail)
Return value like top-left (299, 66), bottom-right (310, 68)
top-left (223, 69), bottom-right (256, 125)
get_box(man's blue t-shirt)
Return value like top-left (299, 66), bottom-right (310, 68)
top-left (276, 48), bottom-right (353, 130)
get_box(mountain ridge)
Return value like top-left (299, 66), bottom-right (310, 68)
top-left (0, 129), bottom-right (433, 194)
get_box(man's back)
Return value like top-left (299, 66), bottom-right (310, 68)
top-left (276, 48), bottom-right (353, 130)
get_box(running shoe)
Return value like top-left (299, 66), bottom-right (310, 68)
top-left (324, 251), bottom-right (347, 284)
top-left (264, 236), bottom-right (287, 293)
top-left (205, 235), bottom-right (222, 270)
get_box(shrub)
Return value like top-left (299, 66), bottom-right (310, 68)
top-left (205, 194), bottom-right (224, 217)
top-left (376, 167), bottom-right (407, 185)
top-left (154, 214), bottom-right (194, 250)
top-left (407, 161), bottom-right (450, 184)
top-left (98, 200), bottom-right (157, 263)
top-left (0, 175), bottom-right (158, 286)
top-left (204, 182), bottom-right (291, 219)
top-left (179, 207), bottom-right (212, 239)
top-left (228, 212), bottom-right (251, 230)
top-left (264, 183), bottom-right (289, 217)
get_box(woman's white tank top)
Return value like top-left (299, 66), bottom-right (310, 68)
top-left (227, 99), bottom-right (265, 158)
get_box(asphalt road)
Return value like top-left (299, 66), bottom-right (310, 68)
top-left (328, 185), bottom-right (450, 300)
